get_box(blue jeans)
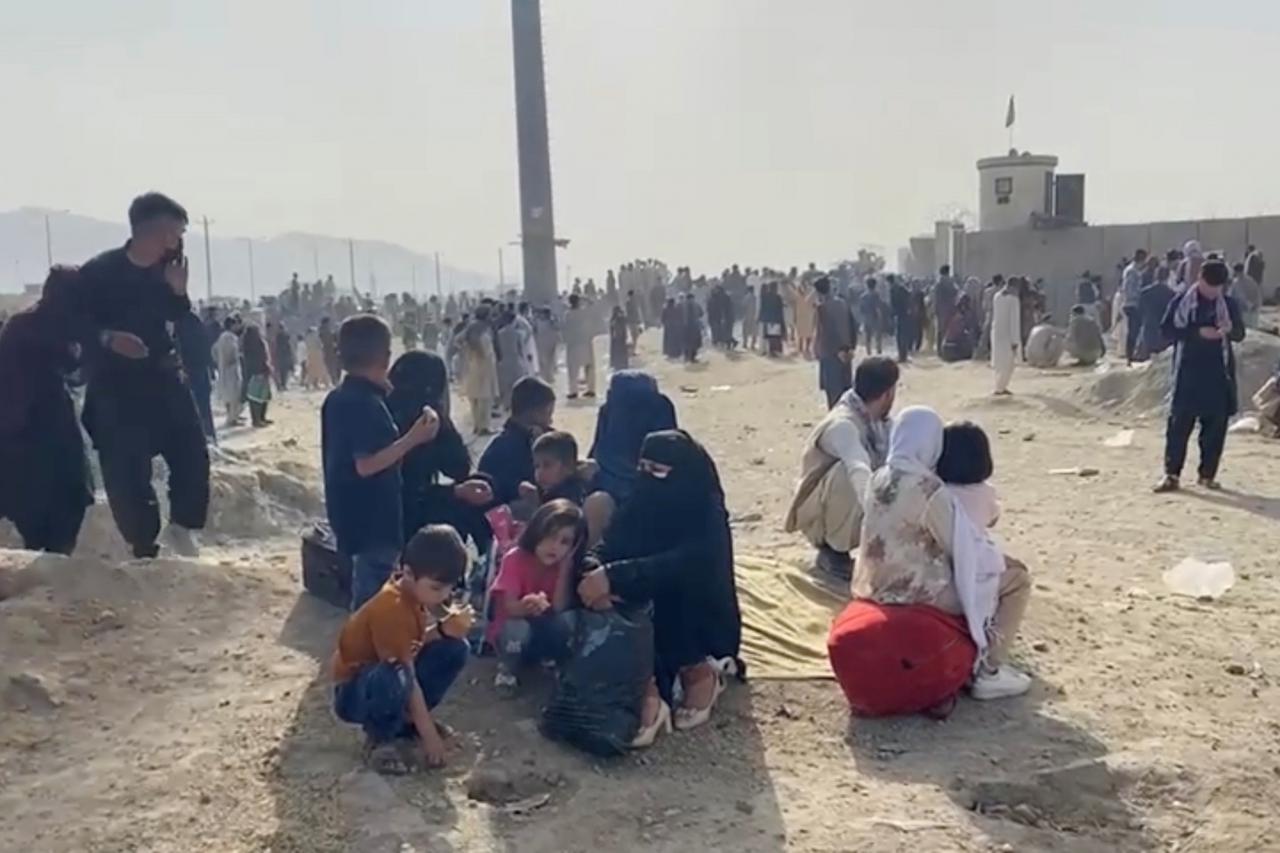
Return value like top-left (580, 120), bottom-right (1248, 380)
top-left (350, 546), bottom-right (400, 611)
top-left (497, 614), bottom-right (573, 675)
top-left (333, 637), bottom-right (469, 743)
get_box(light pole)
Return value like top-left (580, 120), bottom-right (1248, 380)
top-left (201, 215), bottom-right (215, 299)
top-left (434, 252), bottom-right (443, 299)
top-left (246, 238), bottom-right (256, 302)
top-left (348, 239), bottom-right (357, 295)
top-left (43, 209), bottom-right (69, 271)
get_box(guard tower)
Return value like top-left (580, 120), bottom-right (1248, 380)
top-left (976, 151), bottom-right (1059, 231)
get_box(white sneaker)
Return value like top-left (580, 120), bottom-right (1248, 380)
top-left (161, 523), bottom-right (201, 558)
top-left (971, 665), bottom-right (1032, 701)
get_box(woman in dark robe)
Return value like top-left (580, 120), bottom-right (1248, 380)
top-left (579, 430), bottom-right (742, 737)
top-left (660, 298), bottom-right (680, 359)
top-left (609, 306), bottom-right (629, 371)
top-left (386, 350), bottom-right (493, 551)
top-left (240, 325), bottom-right (273, 427)
top-left (680, 294), bottom-right (703, 363)
top-left (0, 267), bottom-right (93, 553)
top-left (759, 283), bottom-right (786, 357)
top-left (587, 370), bottom-right (677, 505)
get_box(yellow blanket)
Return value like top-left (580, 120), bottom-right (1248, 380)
top-left (735, 553), bottom-right (847, 679)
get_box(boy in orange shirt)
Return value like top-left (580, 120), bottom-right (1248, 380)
top-left (331, 524), bottom-right (474, 772)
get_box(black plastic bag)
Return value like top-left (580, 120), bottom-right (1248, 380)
top-left (541, 607), bottom-right (654, 757)
top-left (300, 522), bottom-right (352, 609)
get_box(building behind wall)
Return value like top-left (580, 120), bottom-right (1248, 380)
top-left (900, 150), bottom-right (1280, 321)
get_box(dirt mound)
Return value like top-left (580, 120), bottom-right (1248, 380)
top-left (0, 450), bottom-right (323, 559)
top-left (1075, 334), bottom-right (1280, 415)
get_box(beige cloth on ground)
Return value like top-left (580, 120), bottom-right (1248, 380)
top-left (735, 554), bottom-right (845, 679)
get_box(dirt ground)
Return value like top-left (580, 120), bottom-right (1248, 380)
top-left (2, 330), bottom-right (1279, 853)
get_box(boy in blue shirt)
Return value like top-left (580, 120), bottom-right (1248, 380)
top-left (322, 314), bottom-right (441, 609)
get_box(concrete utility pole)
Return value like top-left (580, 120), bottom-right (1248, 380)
top-left (498, 247), bottom-right (505, 286)
top-left (246, 238), bottom-right (256, 301)
top-left (411, 263), bottom-right (418, 297)
top-left (43, 214), bottom-right (54, 270)
top-left (201, 215), bottom-right (215, 299)
top-left (510, 0), bottom-right (558, 304)
top-left (434, 252), bottom-right (443, 299)
top-left (348, 239), bottom-right (357, 294)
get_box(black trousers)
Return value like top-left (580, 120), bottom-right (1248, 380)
top-left (1163, 408), bottom-right (1229, 480)
top-left (1123, 306), bottom-right (1142, 362)
top-left (895, 318), bottom-right (913, 363)
top-left (85, 372), bottom-right (210, 553)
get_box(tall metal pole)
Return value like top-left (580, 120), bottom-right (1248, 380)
top-left (434, 252), bottom-right (443, 299)
top-left (411, 264), bottom-right (418, 297)
top-left (246, 238), bottom-right (256, 302)
top-left (347, 238), bottom-right (357, 294)
top-left (510, 0), bottom-right (558, 305)
top-left (201, 215), bottom-right (214, 299)
top-left (43, 214), bottom-right (53, 270)
top-left (498, 247), bottom-right (505, 286)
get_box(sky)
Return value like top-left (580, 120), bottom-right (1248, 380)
top-left (3, 0), bottom-right (1279, 286)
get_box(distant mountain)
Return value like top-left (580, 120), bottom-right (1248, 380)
top-left (0, 207), bottom-right (499, 300)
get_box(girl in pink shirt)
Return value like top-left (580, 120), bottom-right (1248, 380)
top-left (488, 499), bottom-right (586, 696)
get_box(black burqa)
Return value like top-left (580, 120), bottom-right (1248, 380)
top-left (386, 351), bottom-right (489, 551)
top-left (592, 430), bottom-right (742, 703)
top-left (0, 267), bottom-right (93, 553)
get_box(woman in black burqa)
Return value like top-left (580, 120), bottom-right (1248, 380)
top-left (386, 350), bottom-right (493, 551)
top-left (578, 429), bottom-right (742, 738)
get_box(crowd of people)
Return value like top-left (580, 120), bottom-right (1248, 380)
top-left (0, 190), bottom-right (1274, 777)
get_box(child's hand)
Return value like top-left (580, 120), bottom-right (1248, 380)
top-left (577, 569), bottom-right (612, 610)
top-left (407, 406), bottom-right (441, 445)
top-left (521, 593), bottom-right (550, 616)
top-left (518, 481), bottom-right (539, 501)
top-left (454, 480), bottom-right (493, 506)
top-left (440, 606), bottom-right (475, 639)
top-left (420, 726), bottom-right (447, 768)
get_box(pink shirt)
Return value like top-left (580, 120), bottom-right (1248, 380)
top-left (486, 546), bottom-right (564, 644)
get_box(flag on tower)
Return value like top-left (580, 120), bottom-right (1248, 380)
top-left (1005, 95), bottom-right (1016, 129)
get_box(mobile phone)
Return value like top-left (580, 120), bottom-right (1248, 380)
top-left (164, 237), bottom-right (185, 265)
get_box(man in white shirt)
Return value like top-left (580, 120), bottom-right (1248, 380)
top-left (785, 357), bottom-right (899, 579)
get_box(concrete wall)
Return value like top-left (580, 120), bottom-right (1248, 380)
top-left (906, 236), bottom-right (936, 279)
top-left (961, 214), bottom-right (1280, 323)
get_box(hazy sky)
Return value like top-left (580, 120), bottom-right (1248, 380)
top-left (3, 0), bottom-right (1278, 284)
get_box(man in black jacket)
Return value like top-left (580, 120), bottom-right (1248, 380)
top-left (75, 192), bottom-right (209, 559)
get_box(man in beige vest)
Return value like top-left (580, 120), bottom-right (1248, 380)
top-left (785, 357), bottom-right (899, 580)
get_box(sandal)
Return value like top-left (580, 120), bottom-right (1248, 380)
top-left (363, 741), bottom-right (412, 776)
top-left (674, 667), bottom-right (725, 732)
top-left (494, 671), bottom-right (518, 699)
top-left (630, 698), bottom-right (672, 749)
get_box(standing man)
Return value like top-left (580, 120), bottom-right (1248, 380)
top-left (1121, 249), bottom-right (1147, 364)
top-left (932, 265), bottom-right (958, 353)
top-left (75, 193), bottom-right (209, 558)
top-left (813, 276), bottom-right (856, 409)
top-left (1245, 244), bottom-right (1266, 295)
top-left (887, 274), bottom-right (913, 364)
top-left (319, 316), bottom-right (340, 385)
top-left (990, 277), bottom-right (1022, 396)
top-left (561, 294), bottom-right (597, 399)
top-left (859, 278), bottom-right (885, 356)
top-left (1229, 262), bottom-right (1262, 329)
top-left (1154, 260), bottom-right (1245, 493)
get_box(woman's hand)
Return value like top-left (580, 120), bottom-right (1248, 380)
top-left (577, 569), bottom-right (612, 610)
top-left (454, 480), bottom-right (493, 506)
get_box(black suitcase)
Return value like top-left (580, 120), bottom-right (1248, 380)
top-left (301, 522), bottom-right (352, 609)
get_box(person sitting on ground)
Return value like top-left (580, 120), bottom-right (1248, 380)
top-left (939, 294), bottom-right (977, 362)
top-left (587, 370), bottom-right (678, 506)
top-left (488, 500), bottom-right (584, 697)
top-left (477, 375), bottom-right (556, 508)
top-left (323, 315), bottom-right (441, 610)
top-left (938, 421), bottom-right (1000, 530)
top-left (387, 350), bottom-right (494, 552)
top-left (579, 430), bottom-right (742, 745)
top-left (785, 357), bottom-right (899, 580)
top-left (1064, 304), bottom-right (1106, 366)
top-left (331, 524), bottom-right (474, 773)
top-left (0, 266), bottom-right (94, 554)
top-left (852, 406), bottom-right (1032, 703)
top-left (1254, 358), bottom-right (1280, 439)
top-left (1023, 319), bottom-right (1064, 368)
top-left (519, 430), bottom-right (616, 547)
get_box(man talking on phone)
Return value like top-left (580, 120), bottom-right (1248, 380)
top-left (75, 192), bottom-right (210, 559)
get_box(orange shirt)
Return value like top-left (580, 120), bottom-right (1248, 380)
top-left (331, 580), bottom-right (428, 682)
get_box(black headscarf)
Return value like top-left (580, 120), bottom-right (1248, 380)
top-left (387, 350), bottom-right (450, 427)
top-left (597, 429), bottom-right (727, 561)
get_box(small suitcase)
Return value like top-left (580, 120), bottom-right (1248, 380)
top-left (301, 522), bottom-right (352, 609)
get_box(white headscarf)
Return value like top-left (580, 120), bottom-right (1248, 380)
top-left (886, 406), bottom-right (945, 479)
top-left (888, 406), bottom-right (1005, 671)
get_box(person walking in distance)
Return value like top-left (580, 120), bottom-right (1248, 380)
top-left (990, 277), bottom-right (1022, 396)
top-left (74, 192), bottom-right (209, 558)
top-left (1120, 249), bottom-right (1147, 365)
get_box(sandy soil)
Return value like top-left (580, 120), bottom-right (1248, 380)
top-left (3, 330), bottom-right (1280, 853)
